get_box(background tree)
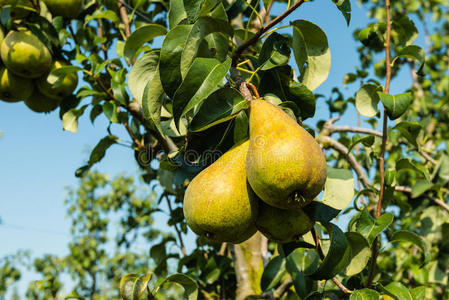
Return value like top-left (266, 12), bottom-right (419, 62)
top-left (1, 0), bottom-right (449, 299)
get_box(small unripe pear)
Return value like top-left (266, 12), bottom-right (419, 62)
top-left (256, 201), bottom-right (313, 243)
top-left (37, 61), bottom-right (78, 100)
top-left (24, 89), bottom-right (60, 113)
top-left (0, 67), bottom-right (33, 102)
top-left (1, 31), bottom-right (52, 78)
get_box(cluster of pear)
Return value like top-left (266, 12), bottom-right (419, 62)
top-left (184, 100), bottom-right (328, 244)
top-left (0, 0), bottom-right (82, 112)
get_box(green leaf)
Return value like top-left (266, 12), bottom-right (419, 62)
top-left (88, 135), bottom-right (118, 166)
top-left (142, 67), bottom-right (166, 136)
top-left (62, 105), bottom-right (88, 133)
top-left (381, 282), bottom-right (413, 300)
top-left (261, 256), bottom-right (286, 292)
top-left (123, 24), bottom-right (167, 63)
top-left (233, 110), bottom-right (249, 143)
top-left (390, 230), bottom-right (430, 265)
top-left (308, 223), bottom-right (350, 280)
top-left (103, 102), bottom-right (119, 123)
top-left (183, 0), bottom-right (203, 23)
top-left (393, 121), bottom-right (421, 148)
top-left (129, 51), bottom-right (160, 105)
top-left (344, 232), bottom-right (371, 276)
top-left (350, 289), bottom-right (380, 300)
top-left (169, 0), bottom-right (187, 29)
top-left (302, 201), bottom-right (341, 224)
top-left (160, 25), bottom-right (193, 98)
top-left (355, 208), bottom-right (394, 245)
top-left (392, 45), bottom-right (425, 74)
top-left (411, 180), bottom-right (433, 198)
top-left (347, 135), bottom-right (375, 153)
top-left (287, 82), bottom-right (316, 119)
top-left (286, 249), bottom-right (319, 298)
top-left (355, 84), bottom-right (381, 117)
top-left (120, 273), bottom-right (153, 300)
top-left (190, 88), bottom-right (248, 132)
top-left (378, 92), bottom-right (413, 120)
top-left (396, 158), bottom-right (430, 182)
top-left (321, 167), bottom-right (354, 210)
top-left (85, 10), bottom-right (120, 25)
top-left (292, 20), bottom-right (331, 91)
top-left (332, 0), bottom-right (351, 26)
top-left (172, 57), bottom-right (231, 127)
top-left (156, 273), bottom-right (198, 300)
top-left (410, 286), bottom-right (426, 300)
top-left (258, 32), bottom-right (291, 70)
top-left (180, 17), bottom-right (233, 78)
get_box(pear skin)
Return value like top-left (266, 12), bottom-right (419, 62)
top-left (246, 100), bottom-right (327, 209)
top-left (37, 61), bottom-right (78, 100)
top-left (24, 89), bottom-right (60, 113)
top-left (43, 0), bottom-right (83, 18)
top-left (1, 31), bottom-right (52, 78)
top-left (256, 201), bottom-right (313, 243)
top-left (183, 140), bottom-right (258, 244)
top-left (0, 67), bottom-right (33, 102)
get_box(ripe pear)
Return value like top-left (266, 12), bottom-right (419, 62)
top-left (37, 61), bottom-right (78, 100)
top-left (246, 100), bottom-right (327, 209)
top-left (43, 0), bottom-right (83, 18)
top-left (1, 31), bottom-right (52, 78)
top-left (183, 140), bottom-right (259, 244)
top-left (24, 89), bottom-right (60, 113)
top-left (0, 67), bottom-right (33, 102)
top-left (256, 201), bottom-right (313, 243)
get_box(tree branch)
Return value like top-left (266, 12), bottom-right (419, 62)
top-left (317, 135), bottom-right (370, 189)
top-left (394, 186), bottom-right (449, 213)
top-left (367, 0), bottom-right (392, 287)
top-left (165, 195), bottom-right (186, 256)
top-left (118, 0), bottom-right (131, 38)
top-left (231, 0), bottom-right (306, 66)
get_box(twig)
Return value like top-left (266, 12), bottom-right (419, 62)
top-left (367, 0), bottom-right (392, 287)
top-left (218, 243), bottom-right (227, 256)
top-left (118, 0), bottom-right (132, 38)
top-left (317, 135), bottom-right (370, 189)
top-left (239, 82), bottom-right (255, 101)
top-left (264, 0), bottom-right (274, 25)
top-left (323, 119), bottom-right (437, 166)
top-left (165, 195), bottom-right (186, 256)
top-left (118, 106), bottom-right (143, 148)
top-left (97, 20), bottom-right (108, 59)
top-left (311, 228), bottom-right (352, 295)
top-left (246, 82), bottom-right (260, 100)
top-left (394, 186), bottom-right (449, 213)
top-left (231, 0), bottom-right (306, 66)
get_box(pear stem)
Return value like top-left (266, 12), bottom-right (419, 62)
top-left (245, 82), bottom-right (260, 100)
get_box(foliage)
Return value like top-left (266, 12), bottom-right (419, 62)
top-left (1, 0), bottom-right (449, 299)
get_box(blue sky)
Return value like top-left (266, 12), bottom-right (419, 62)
top-left (0, 0), bottom-right (422, 295)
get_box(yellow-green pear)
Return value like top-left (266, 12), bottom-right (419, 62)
top-left (0, 0), bottom-right (34, 18)
top-left (256, 201), bottom-right (313, 243)
top-left (37, 61), bottom-right (78, 100)
top-left (43, 0), bottom-right (83, 19)
top-left (1, 30), bottom-right (52, 78)
top-left (0, 67), bottom-right (33, 102)
top-left (24, 89), bottom-right (60, 113)
top-left (246, 100), bottom-right (327, 209)
top-left (183, 140), bottom-right (259, 244)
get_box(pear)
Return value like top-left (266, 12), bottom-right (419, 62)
top-left (0, 0), bottom-right (34, 18)
top-left (0, 67), bottom-right (33, 102)
top-left (183, 140), bottom-right (259, 244)
top-left (1, 30), bottom-right (52, 78)
top-left (256, 201), bottom-right (313, 243)
top-left (43, 0), bottom-right (83, 19)
top-left (246, 100), bottom-right (327, 209)
top-left (37, 61), bottom-right (78, 100)
top-left (24, 89), bottom-right (60, 113)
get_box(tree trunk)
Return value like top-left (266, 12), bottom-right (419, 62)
top-left (232, 232), bottom-right (266, 300)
